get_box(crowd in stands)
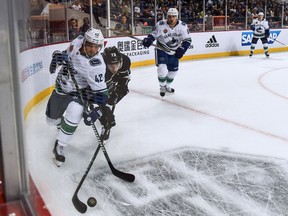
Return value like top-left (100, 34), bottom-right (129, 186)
top-left (29, 0), bottom-right (288, 46)
top-left (39, 0), bottom-right (288, 30)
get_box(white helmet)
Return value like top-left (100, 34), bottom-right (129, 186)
top-left (84, 28), bottom-right (104, 45)
top-left (167, 8), bottom-right (179, 17)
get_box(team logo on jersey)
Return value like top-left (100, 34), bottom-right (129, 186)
top-left (241, 30), bottom-right (281, 46)
top-left (163, 29), bottom-right (168, 34)
top-left (69, 45), bottom-right (74, 52)
top-left (205, 35), bottom-right (219, 48)
top-left (89, 58), bottom-right (102, 66)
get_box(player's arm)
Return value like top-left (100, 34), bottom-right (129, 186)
top-left (142, 21), bottom-right (162, 48)
top-left (49, 50), bottom-right (69, 74)
top-left (107, 72), bottom-right (130, 106)
top-left (49, 37), bottom-right (81, 74)
top-left (174, 22), bottom-right (192, 59)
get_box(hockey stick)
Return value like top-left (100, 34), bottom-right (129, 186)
top-left (72, 144), bottom-right (101, 213)
top-left (105, 27), bottom-right (176, 54)
top-left (69, 67), bottom-right (134, 181)
top-left (72, 124), bottom-right (115, 213)
top-left (273, 39), bottom-right (287, 46)
top-left (69, 64), bottom-right (135, 213)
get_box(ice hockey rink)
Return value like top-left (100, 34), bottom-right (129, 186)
top-left (25, 52), bottom-right (288, 216)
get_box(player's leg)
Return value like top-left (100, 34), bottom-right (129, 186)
top-left (156, 49), bottom-right (168, 96)
top-left (45, 90), bottom-right (70, 127)
top-left (54, 100), bottom-right (84, 165)
top-left (249, 37), bottom-right (259, 57)
top-left (261, 37), bottom-right (269, 57)
top-left (165, 55), bottom-right (179, 93)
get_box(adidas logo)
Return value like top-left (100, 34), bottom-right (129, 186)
top-left (205, 35), bottom-right (219, 48)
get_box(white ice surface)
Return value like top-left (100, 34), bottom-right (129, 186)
top-left (25, 52), bottom-right (288, 216)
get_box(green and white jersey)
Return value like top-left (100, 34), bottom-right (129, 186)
top-left (251, 18), bottom-right (269, 38)
top-left (151, 20), bottom-right (192, 52)
top-left (56, 35), bottom-right (107, 95)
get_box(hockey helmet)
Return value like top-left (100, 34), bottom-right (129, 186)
top-left (167, 8), bottom-right (179, 17)
top-left (84, 28), bottom-right (104, 45)
top-left (103, 46), bottom-right (122, 65)
top-left (258, 12), bottom-right (264, 16)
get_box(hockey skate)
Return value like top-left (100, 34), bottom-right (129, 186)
top-left (160, 86), bottom-right (166, 97)
top-left (249, 51), bottom-right (253, 57)
top-left (265, 51), bottom-right (270, 58)
top-left (166, 86), bottom-right (175, 94)
top-left (52, 140), bottom-right (65, 167)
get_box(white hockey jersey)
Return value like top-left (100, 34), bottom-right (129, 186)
top-left (151, 20), bottom-right (192, 52)
top-left (251, 18), bottom-right (269, 38)
top-left (55, 35), bottom-right (107, 94)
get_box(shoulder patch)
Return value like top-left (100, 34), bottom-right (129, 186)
top-left (181, 21), bottom-right (187, 26)
top-left (89, 58), bottom-right (102, 66)
top-left (159, 21), bottom-right (164, 25)
top-left (69, 45), bottom-right (74, 52)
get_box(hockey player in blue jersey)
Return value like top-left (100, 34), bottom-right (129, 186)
top-left (142, 7), bottom-right (192, 97)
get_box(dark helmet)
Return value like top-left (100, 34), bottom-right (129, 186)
top-left (103, 46), bottom-right (122, 65)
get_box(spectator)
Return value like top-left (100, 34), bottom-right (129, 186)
top-left (69, 18), bottom-right (80, 40)
top-left (114, 15), bottom-right (132, 36)
top-left (79, 17), bottom-right (90, 35)
top-left (93, 0), bottom-right (104, 27)
top-left (71, 0), bottom-right (83, 12)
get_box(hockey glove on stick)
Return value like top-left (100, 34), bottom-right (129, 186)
top-left (142, 35), bottom-right (155, 48)
top-left (99, 105), bottom-right (116, 130)
top-left (83, 107), bottom-right (102, 126)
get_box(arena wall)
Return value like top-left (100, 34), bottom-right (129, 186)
top-left (19, 29), bottom-right (288, 118)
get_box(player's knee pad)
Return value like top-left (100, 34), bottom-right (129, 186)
top-left (65, 101), bottom-right (84, 124)
top-left (167, 70), bottom-right (178, 80)
top-left (157, 64), bottom-right (168, 78)
top-left (46, 116), bottom-right (61, 126)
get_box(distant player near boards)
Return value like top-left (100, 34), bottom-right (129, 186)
top-left (142, 7), bottom-right (192, 97)
top-left (249, 12), bottom-right (270, 57)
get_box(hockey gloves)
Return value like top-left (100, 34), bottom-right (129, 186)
top-left (174, 41), bottom-right (190, 59)
top-left (107, 92), bottom-right (119, 105)
top-left (107, 86), bottom-right (129, 105)
top-left (142, 35), bottom-right (155, 48)
top-left (83, 107), bottom-right (102, 126)
top-left (99, 106), bottom-right (116, 130)
top-left (174, 47), bottom-right (186, 59)
top-left (50, 50), bottom-right (69, 74)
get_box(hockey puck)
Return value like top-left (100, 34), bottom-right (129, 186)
top-left (87, 197), bottom-right (97, 207)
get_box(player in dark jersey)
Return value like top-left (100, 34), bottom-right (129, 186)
top-left (100, 46), bottom-right (131, 140)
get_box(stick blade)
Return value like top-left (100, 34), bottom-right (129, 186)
top-left (72, 194), bottom-right (88, 214)
top-left (110, 163), bottom-right (135, 182)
